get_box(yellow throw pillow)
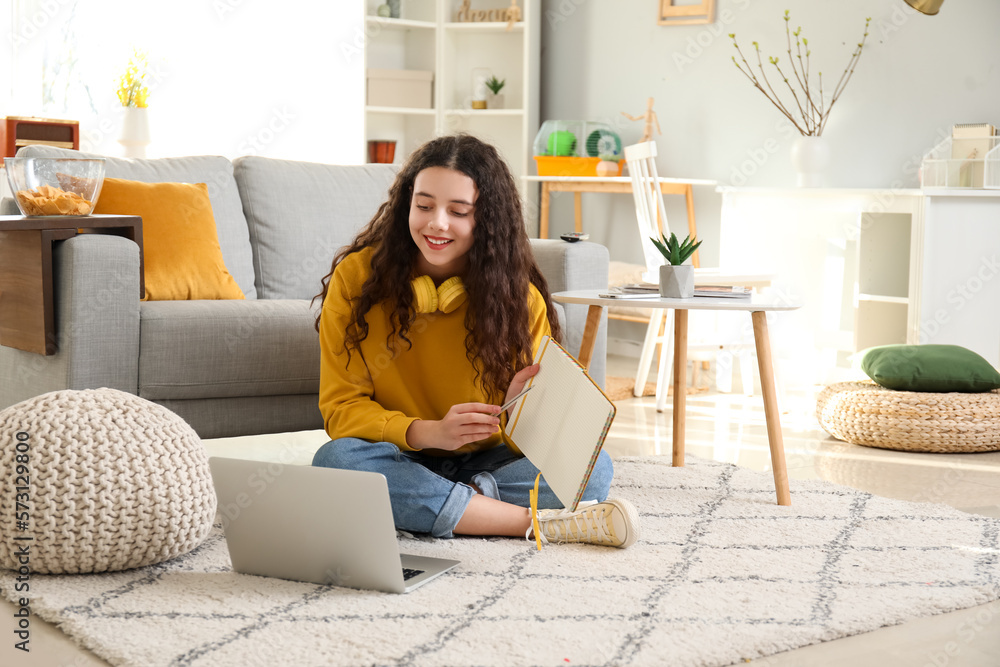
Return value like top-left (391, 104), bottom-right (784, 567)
top-left (94, 178), bottom-right (245, 301)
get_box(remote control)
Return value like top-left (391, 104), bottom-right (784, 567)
top-left (560, 232), bottom-right (589, 243)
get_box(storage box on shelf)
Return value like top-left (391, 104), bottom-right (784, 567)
top-left (366, 69), bottom-right (434, 109)
top-left (921, 135), bottom-right (1000, 189)
top-left (985, 142), bottom-right (1000, 189)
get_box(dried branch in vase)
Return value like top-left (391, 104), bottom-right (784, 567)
top-left (730, 11), bottom-right (871, 137)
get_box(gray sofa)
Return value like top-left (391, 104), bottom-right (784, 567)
top-left (0, 145), bottom-right (609, 438)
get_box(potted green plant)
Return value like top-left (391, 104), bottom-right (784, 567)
top-left (650, 232), bottom-right (702, 298)
top-left (485, 75), bottom-right (505, 109)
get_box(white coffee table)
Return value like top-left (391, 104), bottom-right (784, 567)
top-left (552, 290), bottom-right (802, 505)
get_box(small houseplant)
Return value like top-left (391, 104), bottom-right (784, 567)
top-left (651, 232), bottom-right (702, 298)
top-left (485, 75), bottom-right (505, 109)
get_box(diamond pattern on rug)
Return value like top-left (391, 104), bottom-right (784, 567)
top-left (1, 455), bottom-right (999, 667)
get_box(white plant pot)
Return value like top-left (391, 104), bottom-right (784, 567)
top-left (119, 107), bottom-right (151, 159)
top-left (659, 264), bottom-right (694, 299)
top-left (486, 92), bottom-right (504, 109)
top-left (790, 135), bottom-right (831, 187)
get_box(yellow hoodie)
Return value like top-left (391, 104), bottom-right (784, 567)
top-left (318, 247), bottom-right (551, 456)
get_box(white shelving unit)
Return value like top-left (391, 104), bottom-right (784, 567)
top-left (717, 187), bottom-right (924, 385)
top-left (363, 1), bottom-right (539, 201)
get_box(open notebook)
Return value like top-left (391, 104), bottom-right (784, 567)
top-left (505, 335), bottom-right (616, 511)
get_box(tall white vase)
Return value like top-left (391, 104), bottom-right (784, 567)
top-left (119, 107), bottom-right (151, 158)
top-left (790, 135), bottom-right (831, 187)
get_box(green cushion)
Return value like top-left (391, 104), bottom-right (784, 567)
top-left (861, 344), bottom-right (1000, 393)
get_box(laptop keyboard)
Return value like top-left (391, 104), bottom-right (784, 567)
top-left (402, 567), bottom-right (425, 581)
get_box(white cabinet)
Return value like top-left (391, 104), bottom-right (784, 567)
top-left (363, 1), bottom-right (539, 198)
top-left (717, 188), bottom-right (924, 385)
top-left (920, 190), bottom-right (1000, 366)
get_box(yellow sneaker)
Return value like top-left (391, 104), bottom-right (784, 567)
top-left (531, 498), bottom-right (640, 549)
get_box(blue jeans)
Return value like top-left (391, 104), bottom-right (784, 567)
top-left (311, 438), bottom-right (614, 538)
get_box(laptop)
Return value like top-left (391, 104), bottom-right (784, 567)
top-left (208, 457), bottom-right (460, 594)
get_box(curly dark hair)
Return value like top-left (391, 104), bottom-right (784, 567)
top-left (314, 134), bottom-right (562, 400)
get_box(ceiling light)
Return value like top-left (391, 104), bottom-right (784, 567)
top-left (903, 0), bottom-right (944, 15)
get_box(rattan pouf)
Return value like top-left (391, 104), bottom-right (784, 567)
top-left (0, 388), bottom-right (217, 574)
top-left (816, 380), bottom-right (1000, 453)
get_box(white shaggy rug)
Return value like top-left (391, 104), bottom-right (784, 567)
top-left (2, 456), bottom-right (999, 667)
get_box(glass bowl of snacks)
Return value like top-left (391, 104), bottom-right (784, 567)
top-left (5, 157), bottom-right (106, 216)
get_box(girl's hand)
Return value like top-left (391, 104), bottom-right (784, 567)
top-left (502, 363), bottom-right (540, 415)
top-left (407, 403), bottom-right (502, 451)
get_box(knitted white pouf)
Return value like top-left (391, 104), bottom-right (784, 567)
top-left (0, 388), bottom-right (216, 574)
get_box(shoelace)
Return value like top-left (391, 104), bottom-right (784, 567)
top-left (526, 499), bottom-right (606, 547)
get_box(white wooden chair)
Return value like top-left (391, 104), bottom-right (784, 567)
top-left (624, 141), bottom-right (771, 411)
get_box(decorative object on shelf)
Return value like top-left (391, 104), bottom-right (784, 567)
top-left (505, 0), bottom-right (522, 30)
top-left (470, 67), bottom-right (491, 109)
top-left (387, 0), bottom-right (401, 19)
top-left (730, 11), bottom-right (871, 186)
top-left (650, 232), bottom-right (702, 298)
top-left (621, 97), bottom-right (661, 144)
top-left (790, 135), bottom-right (831, 187)
top-left (903, 0), bottom-right (944, 15)
top-left (456, 0), bottom-right (519, 23)
top-left (367, 140), bottom-right (396, 164)
top-left (376, 3), bottom-right (391, 17)
top-left (485, 75), bottom-right (506, 109)
top-left (0, 116), bottom-right (80, 157)
top-left (658, 0), bottom-right (715, 26)
top-left (116, 48), bottom-right (152, 158)
top-left (729, 12), bottom-right (871, 137)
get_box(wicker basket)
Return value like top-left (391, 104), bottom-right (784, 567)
top-left (816, 380), bottom-right (1000, 453)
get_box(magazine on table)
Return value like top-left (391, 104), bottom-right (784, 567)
top-left (615, 283), bottom-right (752, 298)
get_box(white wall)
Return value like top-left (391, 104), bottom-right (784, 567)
top-left (4, 0), bottom-right (364, 165)
top-left (539, 0), bottom-right (1000, 267)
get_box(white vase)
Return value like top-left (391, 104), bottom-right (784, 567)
top-left (659, 264), bottom-right (694, 299)
top-left (119, 107), bottom-right (151, 158)
top-left (790, 135), bottom-right (831, 187)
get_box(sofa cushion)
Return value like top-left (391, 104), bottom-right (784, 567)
top-left (138, 300), bottom-right (319, 400)
top-left (233, 156), bottom-right (398, 300)
top-left (17, 145), bottom-right (257, 299)
top-left (94, 178), bottom-right (245, 301)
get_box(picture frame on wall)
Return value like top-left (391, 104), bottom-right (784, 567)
top-left (657, 0), bottom-right (715, 25)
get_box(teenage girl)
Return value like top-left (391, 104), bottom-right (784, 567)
top-left (312, 134), bottom-right (639, 548)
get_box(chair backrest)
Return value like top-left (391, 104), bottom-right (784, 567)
top-left (625, 141), bottom-right (674, 280)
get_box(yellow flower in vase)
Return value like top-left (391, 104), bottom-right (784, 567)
top-left (116, 48), bottom-right (150, 108)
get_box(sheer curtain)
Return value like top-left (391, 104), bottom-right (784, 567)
top-left (3, 0), bottom-right (364, 164)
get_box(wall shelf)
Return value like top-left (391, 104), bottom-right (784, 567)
top-left (363, 0), bottom-right (539, 205)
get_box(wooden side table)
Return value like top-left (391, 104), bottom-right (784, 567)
top-left (0, 215), bottom-right (143, 355)
top-left (552, 289), bottom-right (801, 506)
